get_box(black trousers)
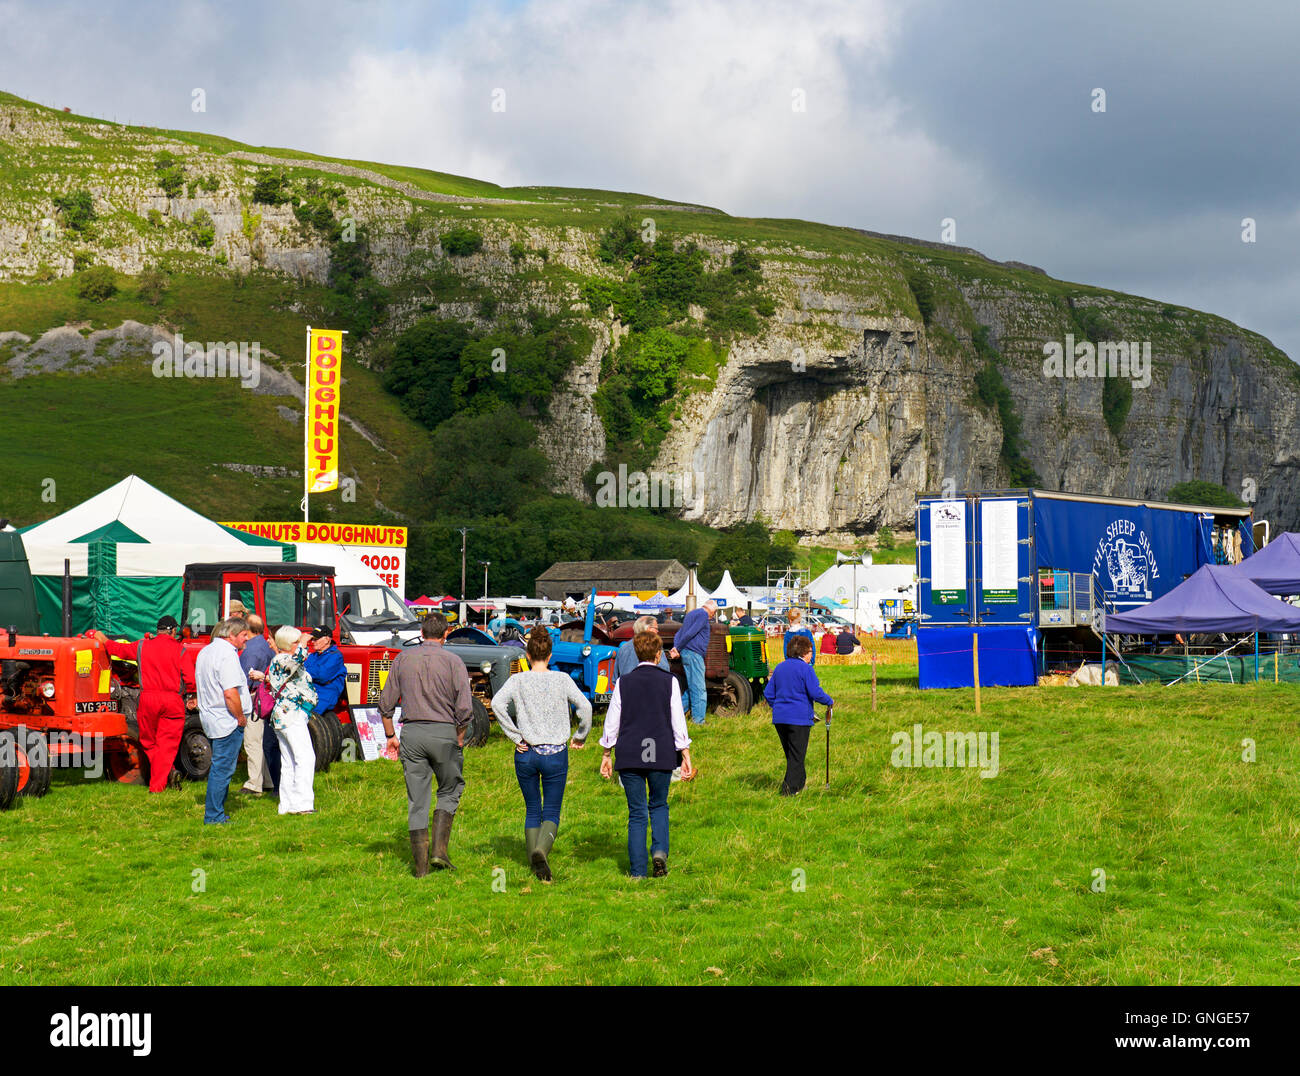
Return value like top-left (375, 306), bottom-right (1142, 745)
top-left (774, 723), bottom-right (811, 795)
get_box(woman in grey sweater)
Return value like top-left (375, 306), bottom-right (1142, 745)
top-left (491, 625), bottom-right (593, 882)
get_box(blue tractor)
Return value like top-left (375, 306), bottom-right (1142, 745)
top-left (547, 590), bottom-right (619, 707)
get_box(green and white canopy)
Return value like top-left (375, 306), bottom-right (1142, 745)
top-left (19, 475), bottom-right (293, 636)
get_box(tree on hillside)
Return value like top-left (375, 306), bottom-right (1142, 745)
top-left (1167, 481), bottom-right (1246, 508)
top-left (52, 190), bottom-right (95, 234)
top-left (405, 405), bottom-right (551, 521)
top-left (700, 521), bottom-right (796, 589)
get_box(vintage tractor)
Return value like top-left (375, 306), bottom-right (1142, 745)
top-left (439, 625), bottom-right (528, 745)
top-left (177, 562), bottom-right (492, 775)
top-left (727, 623), bottom-right (769, 701)
top-left (0, 628), bottom-right (154, 809)
top-left (548, 592), bottom-right (619, 707)
top-left (609, 616), bottom-right (754, 716)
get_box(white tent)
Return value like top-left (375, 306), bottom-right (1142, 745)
top-left (666, 576), bottom-right (711, 606)
top-left (18, 475), bottom-right (292, 635)
top-left (809, 563), bottom-right (915, 629)
top-left (709, 570), bottom-right (766, 613)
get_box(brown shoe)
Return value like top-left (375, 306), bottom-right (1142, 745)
top-left (409, 828), bottom-right (430, 878)
top-left (430, 809), bottom-right (455, 871)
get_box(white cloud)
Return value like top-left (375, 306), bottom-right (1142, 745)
top-left (216, 0), bottom-right (976, 229)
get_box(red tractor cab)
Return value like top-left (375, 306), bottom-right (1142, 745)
top-left (177, 562), bottom-right (406, 777)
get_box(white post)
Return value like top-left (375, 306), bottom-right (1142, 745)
top-left (303, 325), bottom-right (311, 523)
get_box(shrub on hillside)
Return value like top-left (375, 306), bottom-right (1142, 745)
top-left (1166, 481), bottom-right (1246, 508)
top-left (76, 265), bottom-right (117, 301)
top-left (441, 227), bottom-right (484, 256)
top-left (153, 151), bottom-right (186, 198)
top-left (137, 264), bottom-right (168, 305)
top-left (252, 167), bottom-right (292, 206)
top-left (189, 208), bottom-right (215, 248)
top-left (598, 214), bottom-right (643, 263)
top-left (53, 190), bottom-right (96, 233)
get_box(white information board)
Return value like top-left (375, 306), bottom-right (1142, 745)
top-left (929, 500), bottom-right (967, 605)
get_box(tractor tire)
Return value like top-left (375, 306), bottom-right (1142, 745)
top-left (714, 670), bottom-right (754, 717)
top-left (0, 730), bottom-right (21, 809)
top-left (308, 716), bottom-right (332, 774)
top-left (176, 721), bottom-right (212, 781)
top-left (321, 710), bottom-right (345, 763)
top-left (18, 728), bottom-right (51, 798)
top-left (338, 713), bottom-right (361, 762)
top-left (463, 696), bottom-right (491, 749)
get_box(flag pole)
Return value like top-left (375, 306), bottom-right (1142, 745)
top-left (303, 326), bottom-right (311, 524)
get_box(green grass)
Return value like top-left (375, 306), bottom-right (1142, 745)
top-left (4, 665), bottom-right (1299, 984)
top-left (0, 272), bottom-right (425, 525)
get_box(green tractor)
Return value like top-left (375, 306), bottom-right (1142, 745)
top-left (727, 623), bottom-right (769, 706)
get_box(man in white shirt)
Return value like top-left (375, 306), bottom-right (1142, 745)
top-left (194, 616), bottom-right (252, 824)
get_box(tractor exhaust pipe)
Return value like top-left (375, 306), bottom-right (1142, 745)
top-left (62, 558), bottom-right (72, 636)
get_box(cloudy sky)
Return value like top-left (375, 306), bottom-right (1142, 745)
top-left (5, 0), bottom-right (1297, 357)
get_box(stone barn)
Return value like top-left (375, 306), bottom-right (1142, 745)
top-left (535, 559), bottom-right (688, 600)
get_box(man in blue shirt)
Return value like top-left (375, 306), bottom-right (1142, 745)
top-left (614, 616), bottom-right (670, 680)
top-left (669, 599), bottom-right (715, 725)
top-left (304, 626), bottom-right (348, 719)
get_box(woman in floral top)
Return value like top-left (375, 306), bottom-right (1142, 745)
top-left (251, 626), bottom-right (318, 814)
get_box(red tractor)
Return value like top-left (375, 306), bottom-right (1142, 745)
top-left (170, 562), bottom-right (491, 780)
top-left (0, 628), bottom-right (154, 808)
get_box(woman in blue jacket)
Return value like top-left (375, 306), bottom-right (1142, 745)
top-left (763, 633), bottom-right (833, 795)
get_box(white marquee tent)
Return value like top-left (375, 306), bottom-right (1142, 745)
top-left (18, 475), bottom-right (293, 635)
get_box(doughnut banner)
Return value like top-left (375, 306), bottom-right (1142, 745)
top-left (307, 328), bottom-right (343, 494)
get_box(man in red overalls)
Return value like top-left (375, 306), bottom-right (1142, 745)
top-left (94, 615), bottom-right (196, 792)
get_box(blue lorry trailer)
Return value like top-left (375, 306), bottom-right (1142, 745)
top-left (914, 489), bottom-right (1256, 688)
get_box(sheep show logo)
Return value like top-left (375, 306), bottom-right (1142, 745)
top-left (1093, 519), bottom-right (1158, 597)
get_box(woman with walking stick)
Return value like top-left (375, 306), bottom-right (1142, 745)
top-left (763, 634), bottom-right (833, 795)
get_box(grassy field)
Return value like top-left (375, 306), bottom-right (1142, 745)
top-left (3, 663), bottom-right (1298, 985)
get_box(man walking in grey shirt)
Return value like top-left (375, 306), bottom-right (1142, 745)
top-left (379, 613), bottom-right (472, 876)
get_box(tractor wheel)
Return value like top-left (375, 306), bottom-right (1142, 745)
top-left (713, 670), bottom-right (754, 717)
top-left (308, 717), bottom-right (332, 774)
top-left (176, 724), bottom-right (212, 781)
top-left (322, 710), bottom-right (345, 763)
top-left (338, 714), bottom-right (361, 762)
top-left (463, 697), bottom-right (491, 749)
top-left (105, 739), bottom-right (149, 785)
top-left (0, 730), bottom-right (19, 809)
top-left (18, 728), bottom-right (51, 798)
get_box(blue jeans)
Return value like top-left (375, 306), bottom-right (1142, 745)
top-left (620, 768), bottom-right (671, 877)
top-left (681, 649), bottom-right (707, 725)
top-left (205, 727), bottom-right (244, 824)
top-left (514, 746), bottom-right (568, 828)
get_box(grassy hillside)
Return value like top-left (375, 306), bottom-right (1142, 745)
top-left (2, 88), bottom-right (1294, 587)
top-left (3, 665), bottom-right (1298, 985)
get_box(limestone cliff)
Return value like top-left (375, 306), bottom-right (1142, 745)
top-left (2, 91), bottom-right (1295, 536)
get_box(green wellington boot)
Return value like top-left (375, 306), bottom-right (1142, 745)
top-left (531, 820), bottom-right (557, 882)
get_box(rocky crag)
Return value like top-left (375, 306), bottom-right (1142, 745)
top-left (2, 91), bottom-right (1295, 535)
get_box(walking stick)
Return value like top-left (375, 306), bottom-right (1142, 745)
top-left (824, 705), bottom-right (833, 790)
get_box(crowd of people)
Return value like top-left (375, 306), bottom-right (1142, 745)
top-left (97, 598), bottom-right (839, 879)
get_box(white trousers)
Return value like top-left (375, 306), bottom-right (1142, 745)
top-left (275, 721), bottom-right (316, 814)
